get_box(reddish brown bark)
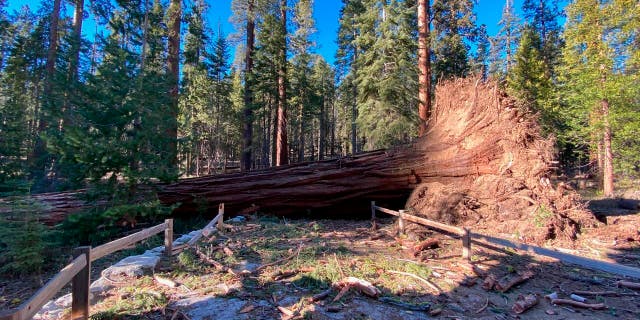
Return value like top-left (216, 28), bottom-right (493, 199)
top-left (167, 0), bottom-right (181, 168)
top-left (31, 0), bottom-right (61, 173)
top-left (69, 0), bottom-right (84, 82)
top-left (276, 0), bottom-right (289, 166)
top-left (242, 0), bottom-right (256, 171)
top-left (602, 99), bottom-right (614, 197)
top-left (417, 0), bottom-right (431, 136)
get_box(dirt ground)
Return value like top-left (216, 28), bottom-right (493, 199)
top-left (72, 212), bottom-right (638, 320)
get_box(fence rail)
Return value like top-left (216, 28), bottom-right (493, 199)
top-left (371, 201), bottom-right (640, 279)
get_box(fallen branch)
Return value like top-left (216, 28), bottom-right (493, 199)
top-left (308, 288), bottom-right (333, 302)
top-left (548, 298), bottom-right (607, 310)
top-left (617, 280), bottom-right (640, 290)
top-left (194, 246), bottom-right (228, 272)
top-left (273, 267), bottom-right (314, 281)
top-left (572, 290), bottom-right (637, 297)
top-left (512, 294), bottom-right (538, 314)
top-left (379, 297), bottom-right (431, 311)
top-left (475, 297), bottom-right (489, 314)
top-left (253, 245), bottom-right (303, 273)
top-left (388, 270), bottom-right (441, 294)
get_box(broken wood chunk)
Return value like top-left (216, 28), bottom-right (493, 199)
top-left (617, 280), bottom-right (640, 290)
top-left (333, 277), bottom-right (381, 299)
top-left (412, 238), bottom-right (439, 256)
top-left (481, 274), bottom-right (497, 290)
top-left (494, 271), bottom-right (534, 292)
top-left (512, 294), bottom-right (539, 314)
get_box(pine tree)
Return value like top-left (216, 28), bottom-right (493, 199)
top-left (522, 0), bottom-right (563, 78)
top-left (336, 0), bottom-right (365, 154)
top-left (493, 0), bottom-right (520, 77)
top-left (473, 24), bottom-right (490, 79)
top-left (166, 0), bottom-right (181, 173)
top-left (507, 25), bottom-right (556, 134)
top-left (354, 0), bottom-right (418, 149)
top-left (417, 0), bottom-right (430, 136)
top-left (432, 0), bottom-right (476, 79)
top-left (560, 0), bottom-right (640, 196)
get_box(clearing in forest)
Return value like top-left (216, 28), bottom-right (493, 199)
top-left (79, 217), bottom-right (639, 320)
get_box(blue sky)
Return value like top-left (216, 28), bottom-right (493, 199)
top-left (4, 0), bottom-right (530, 66)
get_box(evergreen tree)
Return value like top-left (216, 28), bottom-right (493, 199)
top-left (335, 0), bottom-right (365, 154)
top-left (432, 0), bottom-right (476, 79)
top-left (507, 25), bottom-right (557, 134)
top-left (473, 23), bottom-right (490, 79)
top-left (493, 0), bottom-right (520, 78)
top-left (354, 0), bottom-right (417, 149)
top-left (560, 0), bottom-right (640, 195)
top-left (522, 0), bottom-right (563, 78)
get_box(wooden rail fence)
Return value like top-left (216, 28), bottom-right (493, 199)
top-left (371, 201), bottom-right (640, 279)
top-left (0, 203), bottom-right (226, 320)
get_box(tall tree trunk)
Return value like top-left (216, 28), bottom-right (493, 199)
top-left (601, 99), bottom-right (614, 197)
top-left (318, 87), bottom-right (326, 160)
top-left (31, 0), bottom-right (61, 181)
top-left (69, 0), bottom-right (84, 82)
top-left (298, 103), bottom-right (305, 162)
top-left (167, 0), bottom-right (181, 172)
top-left (276, 0), bottom-right (289, 166)
top-left (417, 0), bottom-right (431, 136)
top-left (242, 0), bottom-right (256, 172)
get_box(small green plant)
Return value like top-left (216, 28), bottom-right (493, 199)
top-left (533, 204), bottom-right (553, 227)
top-left (0, 198), bottom-right (55, 276)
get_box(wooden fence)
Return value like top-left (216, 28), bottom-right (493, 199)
top-left (0, 203), bottom-right (225, 320)
top-left (371, 201), bottom-right (640, 279)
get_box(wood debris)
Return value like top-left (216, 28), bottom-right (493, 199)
top-left (412, 238), bottom-right (439, 256)
top-left (154, 275), bottom-right (178, 288)
top-left (617, 280), bottom-right (640, 290)
top-left (512, 294), bottom-right (539, 314)
top-left (494, 271), bottom-right (534, 292)
top-left (333, 277), bottom-right (381, 300)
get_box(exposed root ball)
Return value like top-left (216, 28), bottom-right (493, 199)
top-left (405, 77), bottom-right (596, 243)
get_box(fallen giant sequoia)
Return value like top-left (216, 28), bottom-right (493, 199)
top-left (4, 78), bottom-right (596, 242)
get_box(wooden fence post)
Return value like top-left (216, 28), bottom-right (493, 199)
top-left (462, 227), bottom-right (471, 261)
top-left (217, 203), bottom-right (224, 230)
top-left (398, 210), bottom-right (406, 235)
top-left (164, 219), bottom-right (173, 256)
top-left (370, 201), bottom-right (376, 229)
top-left (71, 246), bottom-right (91, 320)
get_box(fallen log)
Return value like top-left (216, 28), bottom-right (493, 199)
top-left (2, 78), bottom-right (596, 242)
top-left (512, 294), bottom-right (539, 314)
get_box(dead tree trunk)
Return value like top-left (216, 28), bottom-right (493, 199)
top-left (4, 78), bottom-right (596, 242)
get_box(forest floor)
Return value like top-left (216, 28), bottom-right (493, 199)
top-left (1, 185), bottom-right (639, 319)
top-left (86, 211), bottom-right (638, 320)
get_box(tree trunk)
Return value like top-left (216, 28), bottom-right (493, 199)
top-left (319, 88), bottom-right (326, 160)
top-left (31, 0), bottom-right (61, 180)
top-left (167, 0), bottom-right (181, 171)
top-left (276, 0), bottom-right (289, 166)
top-left (602, 99), bottom-right (614, 197)
top-left (6, 78), bottom-right (595, 242)
top-left (69, 0), bottom-right (84, 82)
top-left (417, 0), bottom-right (431, 136)
top-left (242, 0), bottom-right (256, 172)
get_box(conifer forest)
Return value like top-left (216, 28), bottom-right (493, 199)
top-left (0, 0), bottom-right (639, 318)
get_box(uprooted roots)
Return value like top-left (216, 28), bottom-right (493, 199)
top-left (405, 77), bottom-right (597, 243)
